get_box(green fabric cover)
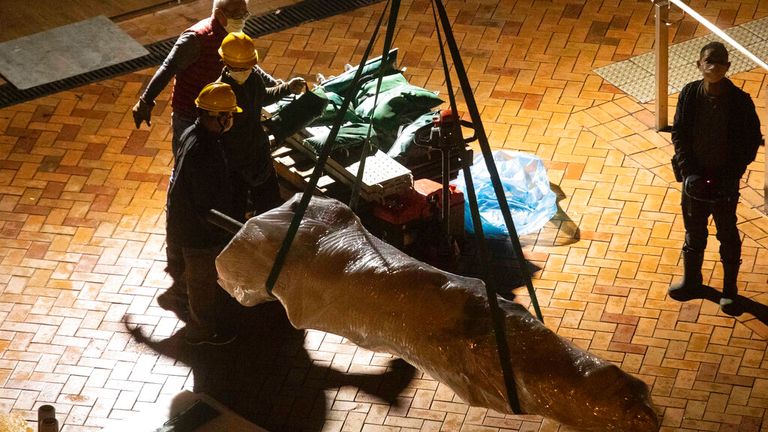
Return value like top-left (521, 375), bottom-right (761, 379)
top-left (309, 91), bottom-right (365, 127)
top-left (386, 110), bottom-right (437, 161)
top-left (354, 84), bottom-right (443, 149)
top-left (356, 73), bottom-right (409, 101)
top-left (268, 87), bottom-right (329, 143)
top-left (303, 122), bottom-right (378, 155)
top-left (318, 51), bottom-right (400, 97)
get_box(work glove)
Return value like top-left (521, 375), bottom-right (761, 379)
top-left (287, 77), bottom-right (306, 95)
top-left (132, 98), bottom-right (155, 129)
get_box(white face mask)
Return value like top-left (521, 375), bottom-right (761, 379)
top-left (225, 18), bottom-right (245, 33)
top-left (229, 69), bottom-right (252, 84)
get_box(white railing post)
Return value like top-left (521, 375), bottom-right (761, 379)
top-left (655, 0), bottom-right (669, 131)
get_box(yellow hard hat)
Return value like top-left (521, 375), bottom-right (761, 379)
top-left (194, 82), bottom-right (242, 113)
top-left (218, 32), bottom-right (259, 68)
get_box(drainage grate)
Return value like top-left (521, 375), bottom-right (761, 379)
top-left (0, 0), bottom-right (383, 109)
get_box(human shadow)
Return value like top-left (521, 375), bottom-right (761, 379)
top-left (672, 284), bottom-right (768, 324)
top-left (547, 182), bottom-right (580, 247)
top-left (124, 301), bottom-right (416, 432)
top-left (448, 235), bottom-right (542, 301)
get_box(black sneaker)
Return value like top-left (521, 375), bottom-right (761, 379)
top-left (668, 285), bottom-right (697, 302)
top-left (184, 332), bottom-right (237, 346)
top-left (720, 298), bottom-right (743, 317)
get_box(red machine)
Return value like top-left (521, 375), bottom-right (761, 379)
top-left (365, 108), bottom-right (474, 259)
top-left (367, 178), bottom-right (464, 251)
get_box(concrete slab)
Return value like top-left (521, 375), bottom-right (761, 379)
top-left (0, 15), bottom-right (148, 89)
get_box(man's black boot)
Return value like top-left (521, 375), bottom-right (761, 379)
top-left (668, 251), bottom-right (703, 301)
top-left (720, 259), bottom-right (742, 317)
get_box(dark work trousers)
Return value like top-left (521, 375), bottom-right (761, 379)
top-left (681, 191), bottom-right (741, 263)
top-left (165, 242), bottom-right (186, 297)
top-left (249, 170), bottom-right (283, 217)
top-left (166, 243), bottom-right (239, 337)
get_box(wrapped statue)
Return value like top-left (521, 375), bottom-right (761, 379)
top-left (216, 195), bottom-right (659, 432)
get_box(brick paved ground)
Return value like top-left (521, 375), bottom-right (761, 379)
top-left (0, 0), bottom-right (767, 431)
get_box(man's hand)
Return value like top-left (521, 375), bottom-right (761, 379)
top-left (287, 77), bottom-right (306, 95)
top-left (132, 98), bottom-right (155, 129)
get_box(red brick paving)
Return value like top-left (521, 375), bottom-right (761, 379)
top-left (0, 0), bottom-right (767, 431)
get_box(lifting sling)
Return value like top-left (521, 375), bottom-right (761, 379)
top-left (257, 0), bottom-right (548, 416)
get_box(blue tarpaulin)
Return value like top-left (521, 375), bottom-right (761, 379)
top-left (454, 150), bottom-right (557, 237)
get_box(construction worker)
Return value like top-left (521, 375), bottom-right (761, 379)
top-left (165, 82), bottom-right (246, 345)
top-left (130, 0), bottom-right (263, 321)
top-left (217, 32), bottom-right (305, 217)
top-left (131, 0), bottom-right (250, 159)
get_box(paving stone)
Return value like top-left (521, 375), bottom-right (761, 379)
top-left (0, 0), bottom-right (765, 431)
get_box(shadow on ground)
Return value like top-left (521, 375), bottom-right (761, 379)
top-left (672, 284), bottom-right (768, 324)
top-left (125, 301), bottom-right (416, 431)
top-left (548, 182), bottom-right (581, 247)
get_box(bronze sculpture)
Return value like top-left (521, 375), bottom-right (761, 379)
top-left (216, 195), bottom-right (659, 431)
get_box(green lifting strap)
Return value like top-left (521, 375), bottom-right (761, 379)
top-left (264, 0), bottom-right (391, 295)
top-left (263, 0), bottom-right (540, 417)
top-left (348, 0), bottom-right (401, 212)
top-left (428, 0), bottom-right (523, 415)
top-left (431, 0), bottom-right (544, 323)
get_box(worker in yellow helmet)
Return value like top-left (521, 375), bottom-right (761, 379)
top-left (217, 32), bottom-right (305, 218)
top-left (163, 82), bottom-right (245, 345)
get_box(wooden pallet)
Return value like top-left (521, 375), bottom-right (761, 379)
top-left (271, 144), bottom-right (349, 199)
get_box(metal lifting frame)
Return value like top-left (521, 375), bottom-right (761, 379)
top-left (264, 0), bottom-right (550, 415)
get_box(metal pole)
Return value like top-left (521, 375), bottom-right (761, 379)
top-left (655, 0), bottom-right (669, 131)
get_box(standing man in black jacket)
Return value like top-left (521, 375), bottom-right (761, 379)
top-left (668, 42), bottom-right (762, 316)
top-left (217, 32), bottom-right (305, 217)
top-left (166, 82), bottom-right (245, 345)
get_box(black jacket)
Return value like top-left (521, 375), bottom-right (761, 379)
top-left (220, 69), bottom-right (291, 186)
top-left (166, 121), bottom-right (243, 248)
top-left (671, 78), bottom-right (761, 181)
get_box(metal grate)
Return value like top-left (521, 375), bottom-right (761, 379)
top-left (0, 0), bottom-right (383, 109)
top-left (593, 17), bottom-right (768, 103)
